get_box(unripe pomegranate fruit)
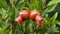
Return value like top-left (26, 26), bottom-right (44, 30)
top-left (15, 16), bottom-right (22, 25)
top-left (30, 10), bottom-right (40, 20)
top-left (19, 10), bottom-right (29, 20)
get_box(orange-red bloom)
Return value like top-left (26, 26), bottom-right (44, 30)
top-left (35, 15), bottom-right (44, 25)
top-left (15, 10), bottom-right (29, 25)
top-left (30, 10), bottom-right (40, 20)
top-left (19, 10), bottom-right (29, 20)
top-left (15, 16), bottom-right (22, 25)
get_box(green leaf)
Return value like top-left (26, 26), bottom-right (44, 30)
top-left (30, 32), bottom-right (36, 34)
top-left (21, 20), bottom-right (27, 32)
top-left (50, 12), bottom-right (58, 22)
top-left (0, 8), bottom-right (9, 21)
top-left (50, 12), bottom-right (58, 25)
top-left (47, 0), bottom-right (60, 6)
top-left (0, 24), bottom-right (10, 34)
top-left (25, 19), bottom-right (34, 34)
top-left (0, 0), bottom-right (8, 9)
top-left (10, 7), bottom-right (15, 21)
top-left (42, 4), bottom-right (57, 17)
top-left (0, 19), bottom-right (3, 27)
top-left (1, 8), bottom-right (8, 19)
top-left (57, 22), bottom-right (60, 25)
top-left (30, 0), bottom-right (43, 10)
top-left (16, 0), bottom-right (25, 10)
top-left (10, 0), bottom-right (17, 3)
top-left (47, 4), bottom-right (57, 13)
top-left (47, 25), bottom-right (59, 32)
top-left (56, 20), bottom-right (60, 25)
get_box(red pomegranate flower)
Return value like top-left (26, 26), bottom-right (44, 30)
top-left (35, 15), bottom-right (44, 25)
top-left (19, 10), bottom-right (29, 20)
top-left (15, 16), bottom-right (22, 25)
top-left (30, 10), bottom-right (40, 20)
top-left (15, 10), bottom-right (29, 25)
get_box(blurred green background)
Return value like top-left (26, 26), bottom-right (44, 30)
top-left (0, 0), bottom-right (60, 34)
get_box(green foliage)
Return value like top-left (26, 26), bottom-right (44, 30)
top-left (47, 0), bottom-right (60, 6)
top-left (0, 0), bottom-right (60, 34)
top-left (42, 4), bottom-right (57, 17)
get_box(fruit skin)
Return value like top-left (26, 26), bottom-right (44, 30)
top-left (30, 10), bottom-right (40, 20)
top-left (15, 16), bottom-right (22, 25)
top-left (18, 10), bottom-right (29, 20)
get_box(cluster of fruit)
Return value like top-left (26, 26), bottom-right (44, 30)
top-left (15, 10), bottom-right (44, 26)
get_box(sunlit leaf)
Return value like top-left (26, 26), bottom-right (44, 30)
top-left (50, 12), bottom-right (58, 22)
top-left (42, 4), bottom-right (57, 17)
top-left (47, 25), bottom-right (59, 32)
top-left (10, 0), bottom-right (17, 3)
top-left (47, 0), bottom-right (60, 6)
top-left (0, 0), bottom-right (8, 9)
